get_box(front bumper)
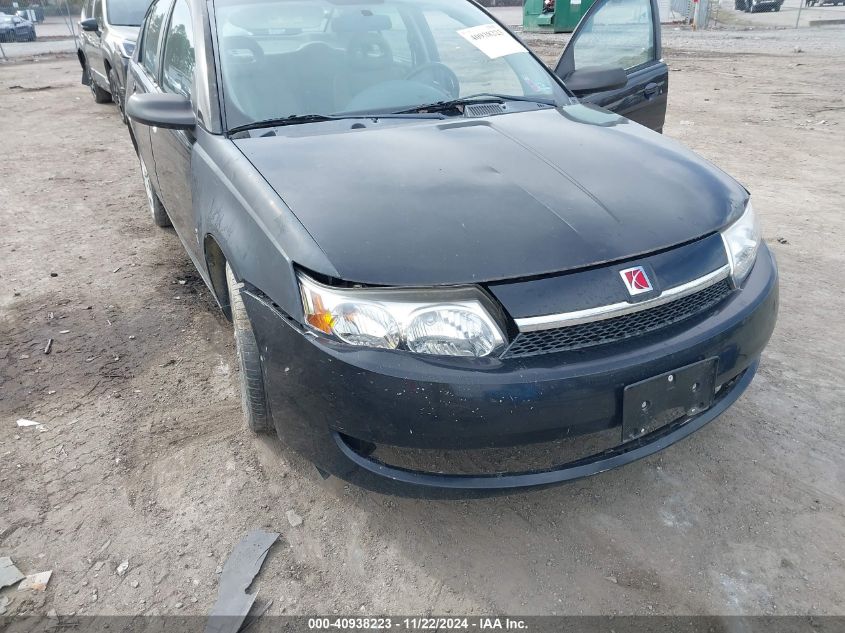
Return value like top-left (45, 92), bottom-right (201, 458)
top-left (243, 245), bottom-right (778, 496)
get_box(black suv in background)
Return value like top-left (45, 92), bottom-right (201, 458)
top-left (734, 0), bottom-right (785, 11)
top-left (0, 13), bottom-right (36, 41)
top-left (77, 0), bottom-right (152, 118)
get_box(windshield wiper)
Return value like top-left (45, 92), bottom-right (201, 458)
top-left (228, 114), bottom-right (342, 135)
top-left (395, 93), bottom-right (557, 115)
top-left (229, 111), bottom-right (449, 135)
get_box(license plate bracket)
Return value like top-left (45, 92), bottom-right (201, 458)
top-left (622, 358), bottom-right (718, 442)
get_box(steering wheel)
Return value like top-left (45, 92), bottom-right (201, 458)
top-left (220, 36), bottom-right (265, 66)
top-left (405, 62), bottom-right (460, 100)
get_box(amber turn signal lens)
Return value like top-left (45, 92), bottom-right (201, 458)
top-left (304, 294), bottom-right (334, 333)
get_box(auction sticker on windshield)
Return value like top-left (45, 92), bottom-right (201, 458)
top-left (456, 23), bottom-right (527, 59)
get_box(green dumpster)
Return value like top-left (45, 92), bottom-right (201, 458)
top-left (523, 0), bottom-right (597, 32)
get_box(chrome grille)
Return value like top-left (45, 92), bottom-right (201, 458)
top-left (503, 278), bottom-right (734, 358)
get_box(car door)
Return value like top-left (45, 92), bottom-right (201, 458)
top-left (149, 0), bottom-right (198, 260)
top-left (554, 0), bottom-right (667, 132)
top-left (12, 16), bottom-right (26, 39)
top-left (87, 0), bottom-right (107, 83)
top-left (80, 0), bottom-right (98, 74)
top-left (128, 0), bottom-right (172, 198)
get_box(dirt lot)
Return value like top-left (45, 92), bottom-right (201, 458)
top-left (1, 26), bottom-right (844, 618)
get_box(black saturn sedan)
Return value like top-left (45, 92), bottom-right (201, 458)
top-left (125, 0), bottom-right (778, 495)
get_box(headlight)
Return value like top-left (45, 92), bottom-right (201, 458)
top-left (118, 40), bottom-right (136, 58)
top-left (298, 273), bottom-right (507, 357)
top-left (721, 200), bottom-right (761, 287)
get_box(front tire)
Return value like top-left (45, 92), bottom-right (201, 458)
top-left (86, 61), bottom-right (111, 103)
top-left (226, 263), bottom-right (273, 434)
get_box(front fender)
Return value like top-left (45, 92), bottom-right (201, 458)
top-left (191, 131), bottom-right (340, 320)
top-left (77, 48), bottom-right (90, 84)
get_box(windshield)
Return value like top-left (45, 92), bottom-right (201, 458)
top-left (214, 0), bottom-right (567, 130)
top-left (107, 0), bottom-right (153, 26)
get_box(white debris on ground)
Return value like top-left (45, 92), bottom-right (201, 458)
top-left (17, 570), bottom-right (53, 592)
top-left (286, 510), bottom-right (304, 527)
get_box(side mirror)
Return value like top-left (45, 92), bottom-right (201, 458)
top-left (126, 93), bottom-right (196, 130)
top-left (562, 66), bottom-right (628, 96)
top-left (79, 17), bottom-right (99, 31)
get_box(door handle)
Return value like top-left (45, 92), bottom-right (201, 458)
top-left (644, 82), bottom-right (660, 98)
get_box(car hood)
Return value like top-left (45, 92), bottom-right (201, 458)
top-left (234, 104), bottom-right (747, 286)
top-left (108, 25), bottom-right (139, 41)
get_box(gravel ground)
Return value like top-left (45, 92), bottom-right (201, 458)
top-left (1, 25), bottom-right (844, 618)
top-left (0, 36), bottom-right (76, 59)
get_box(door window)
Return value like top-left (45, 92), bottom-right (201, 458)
top-left (93, 0), bottom-right (103, 23)
top-left (140, 0), bottom-right (171, 78)
top-left (571, 0), bottom-right (655, 71)
top-left (161, 0), bottom-right (196, 98)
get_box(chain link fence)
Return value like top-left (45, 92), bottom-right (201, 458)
top-left (656, 0), bottom-right (718, 27)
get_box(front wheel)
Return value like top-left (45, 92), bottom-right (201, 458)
top-left (86, 61), bottom-right (111, 103)
top-left (226, 263), bottom-right (274, 434)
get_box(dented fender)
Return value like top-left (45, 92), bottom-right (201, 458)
top-left (190, 130), bottom-right (339, 320)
